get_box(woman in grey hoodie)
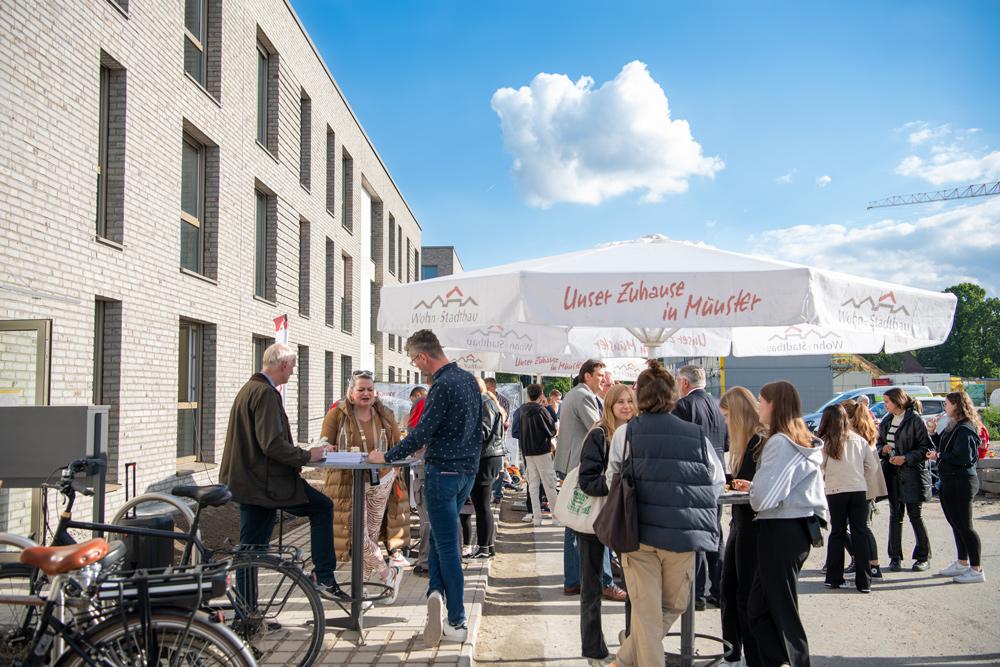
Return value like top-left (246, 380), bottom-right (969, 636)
top-left (733, 381), bottom-right (828, 667)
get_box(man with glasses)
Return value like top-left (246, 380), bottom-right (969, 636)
top-left (368, 330), bottom-right (482, 646)
top-left (220, 343), bottom-right (346, 599)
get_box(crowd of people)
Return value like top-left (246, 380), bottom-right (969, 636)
top-left (219, 332), bottom-right (989, 667)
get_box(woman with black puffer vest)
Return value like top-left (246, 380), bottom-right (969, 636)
top-left (928, 390), bottom-right (986, 584)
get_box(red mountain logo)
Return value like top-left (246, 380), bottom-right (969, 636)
top-left (457, 353), bottom-right (483, 365)
top-left (415, 286), bottom-right (479, 310)
top-left (768, 326), bottom-right (843, 342)
top-left (840, 291), bottom-right (910, 316)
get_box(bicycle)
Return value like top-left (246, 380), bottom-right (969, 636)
top-left (6, 536), bottom-right (255, 666)
top-left (1, 458), bottom-right (331, 667)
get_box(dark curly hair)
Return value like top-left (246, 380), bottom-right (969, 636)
top-left (634, 359), bottom-right (677, 414)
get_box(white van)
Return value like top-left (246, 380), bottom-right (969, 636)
top-left (804, 385), bottom-right (934, 431)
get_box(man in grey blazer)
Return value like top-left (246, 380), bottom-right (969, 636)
top-left (555, 360), bottom-right (626, 601)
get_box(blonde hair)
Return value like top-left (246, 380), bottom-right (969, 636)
top-left (945, 391), bottom-right (983, 432)
top-left (476, 377), bottom-right (507, 420)
top-left (842, 399), bottom-right (877, 445)
top-left (594, 384), bottom-right (636, 438)
top-left (720, 387), bottom-right (765, 471)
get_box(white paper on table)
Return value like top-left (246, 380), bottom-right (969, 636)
top-left (324, 452), bottom-right (367, 465)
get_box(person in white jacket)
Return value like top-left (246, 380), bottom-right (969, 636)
top-left (732, 381), bottom-right (827, 667)
top-left (817, 403), bottom-right (879, 593)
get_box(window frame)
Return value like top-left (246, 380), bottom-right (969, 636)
top-left (183, 0), bottom-right (208, 85)
top-left (254, 190), bottom-right (268, 298)
top-left (256, 43), bottom-right (269, 146)
top-left (96, 66), bottom-right (111, 237)
top-left (177, 320), bottom-right (203, 461)
top-left (180, 134), bottom-right (206, 274)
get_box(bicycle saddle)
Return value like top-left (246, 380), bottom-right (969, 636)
top-left (20, 538), bottom-right (110, 575)
top-left (171, 484), bottom-right (232, 507)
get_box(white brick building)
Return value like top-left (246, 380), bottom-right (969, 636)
top-left (0, 0), bottom-right (423, 532)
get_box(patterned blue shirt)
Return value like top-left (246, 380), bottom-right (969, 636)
top-left (384, 361), bottom-right (483, 474)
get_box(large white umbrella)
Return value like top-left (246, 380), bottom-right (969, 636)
top-left (380, 235), bottom-right (956, 356)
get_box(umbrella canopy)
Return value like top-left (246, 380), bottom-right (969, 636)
top-left (380, 235), bottom-right (956, 356)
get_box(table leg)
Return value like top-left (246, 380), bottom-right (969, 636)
top-left (351, 469), bottom-right (366, 635)
top-left (680, 559), bottom-right (696, 667)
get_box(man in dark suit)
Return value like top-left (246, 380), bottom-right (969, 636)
top-left (673, 364), bottom-right (728, 610)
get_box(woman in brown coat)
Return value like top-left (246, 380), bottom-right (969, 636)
top-left (321, 371), bottom-right (407, 603)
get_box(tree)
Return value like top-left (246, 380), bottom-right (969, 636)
top-left (917, 283), bottom-right (1000, 378)
top-left (862, 352), bottom-right (903, 374)
top-left (542, 376), bottom-right (572, 396)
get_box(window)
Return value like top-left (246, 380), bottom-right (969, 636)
top-left (181, 134), bottom-right (205, 273)
top-left (324, 351), bottom-right (334, 408)
top-left (255, 33), bottom-right (278, 153)
top-left (340, 355), bottom-right (353, 398)
top-left (388, 367), bottom-right (395, 383)
top-left (414, 249), bottom-right (420, 281)
top-left (253, 190), bottom-right (275, 300)
top-left (299, 91), bottom-right (311, 190)
top-left (96, 54), bottom-right (126, 244)
top-left (178, 321), bottom-right (203, 459)
top-left (298, 219), bottom-right (310, 316)
top-left (94, 298), bottom-right (122, 480)
top-left (325, 238), bottom-right (335, 327)
top-left (370, 281), bottom-right (378, 345)
top-left (370, 198), bottom-right (382, 262)
top-left (184, 0), bottom-right (207, 85)
top-left (325, 127), bottom-right (335, 215)
top-left (406, 238), bottom-right (411, 282)
top-left (252, 335), bottom-right (274, 371)
top-left (387, 214), bottom-right (396, 275)
top-left (396, 224), bottom-right (403, 281)
top-left (341, 254), bottom-right (353, 333)
top-left (341, 149), bottom-right (354, 233)
top-left (297, 345), bottom-right (309, 442)
top-left (422, 264), bottom-right (439, 280)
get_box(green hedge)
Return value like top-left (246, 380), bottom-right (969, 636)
top-left (982, 407), bottom-right (1000, 441)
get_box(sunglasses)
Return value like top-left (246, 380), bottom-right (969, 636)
top-left (352, 370), bottom-right (374, 379)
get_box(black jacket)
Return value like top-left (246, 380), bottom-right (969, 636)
top-left (481, 395), bottom-right (505, 459)
top-left (877, 409), bottom-right (933, 503)
top-left (931, 420), bottom-right (981, 477)
top-left (673, 389), bottom-right (728, 459)
top-left (730, 433), bottom-right (764, 531)
top-left (519, 401), bottom-right (556, 457)
top-left (578, 425), bottom-right (611, 497)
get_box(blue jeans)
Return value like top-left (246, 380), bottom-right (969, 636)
top-left (564, 529), bottom-right (613, 588)
top-left (424, 465), bottom-right (476, 625)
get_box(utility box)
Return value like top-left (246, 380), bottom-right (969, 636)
top-left (0, 405), bottom-right (109, 487)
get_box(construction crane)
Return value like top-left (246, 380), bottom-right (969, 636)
top-left (866, 180), bottom-right (1000, 209)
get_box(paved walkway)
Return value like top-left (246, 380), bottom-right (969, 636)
top-left (276, 512), bottom-right (491, 666)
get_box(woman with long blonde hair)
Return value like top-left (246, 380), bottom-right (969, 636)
top-left (738, 381), bottom-right (827, 667)
top-left (718, 387), bottom-right (765, 667)
top-left (840, 399), bottom-right (886, 579)
top-left (576, 383), bottom-right (635, 666)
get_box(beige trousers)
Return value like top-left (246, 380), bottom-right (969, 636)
top-left (362, 468), bottom-right (397, 580)
top-left (616, 544), bottom-right (695, 667)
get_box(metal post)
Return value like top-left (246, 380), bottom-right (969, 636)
top-left (679, 559), bottom-right (696, 667)
top-left (351, 469), bottom-right (366, 635)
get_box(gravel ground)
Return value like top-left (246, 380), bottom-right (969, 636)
top-left (475, 493), bottom-right (1000, 666)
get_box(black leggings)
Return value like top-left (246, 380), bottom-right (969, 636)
top-left (939, 474), bottom-right (982, 567)
top-left (471, 456), bottom-right (503, 547)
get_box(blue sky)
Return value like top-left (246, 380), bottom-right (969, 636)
top-left (292, 1), bottom-right (1000, 293)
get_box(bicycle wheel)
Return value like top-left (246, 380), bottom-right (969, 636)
top-left (54, 608), bottom-right (255, 667)
top-left (219, 554), bottom-right (325, 667)
top-left (0, 564), bottom-right (41, 667)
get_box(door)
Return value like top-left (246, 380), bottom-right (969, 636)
top-left (0, 320), bottom-right (52, 537)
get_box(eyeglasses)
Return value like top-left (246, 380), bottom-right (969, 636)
top-left (352, 370), bottom-right (374, 379)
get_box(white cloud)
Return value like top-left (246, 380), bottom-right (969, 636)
top-left (894, 122), bottom-right (1000, 186)
top-left (816, 175), bottom-right (831, 188)
top-left (750, 198), bottom-right (1000, 294)
top-left (490, 61), bottom-right (724, 207)
top-left (775, 169), bottom-right (796, 185)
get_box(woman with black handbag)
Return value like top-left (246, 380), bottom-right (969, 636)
top-left (602, 360), bottom-right (724, 667)
top-left (576, 384), bottom-right (635, 667)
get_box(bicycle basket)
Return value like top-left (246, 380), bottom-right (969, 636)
top-left (95, 559), bottom-right (230, 611)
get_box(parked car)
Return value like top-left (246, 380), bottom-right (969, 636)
top-left (804, 384), bottom-right (934, 431)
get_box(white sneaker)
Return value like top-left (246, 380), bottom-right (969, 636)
top-left (937, 560), bottom-right (969, 577)
top-left (953, 568), bottom-right (986, 584)
top-left (442, 620), bottom-right (468, 643)
top-left (388, 550), bottom-right (411, 568)
top-left (462, 546), bottom-right (474, 558)
top-left (383, 566), bottom-right (404, 605)
top-left (423, 591), bottom-right (444, 647)
top-left (552, 518), bottom-right (563, 527)
top-left (521, 513), bottom-right (534, 523)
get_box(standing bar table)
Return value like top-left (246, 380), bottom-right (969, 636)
top-left (307, 457), bottom-right (418, 635)
top-left (669, 491), bottom-right (750, 667)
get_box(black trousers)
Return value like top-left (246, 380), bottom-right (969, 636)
top-left (939, 474), bottom-right (982, 567)
top-left (748, 518), bottom-right (812, 667)
top-left (696, 503), bottom-right (724, 602)
top-left (470, 456), bottom-right (503, 547)
top-left (887, 498), bottom-right (931, 562)
top-left (845, 500), bottom-right (879, 565)
top-left (721, 521), bottom-right (760, 665)
top-left (577, 532), bottom-right (610, 659)
top-left (825, 492), bottom-right (871, 590)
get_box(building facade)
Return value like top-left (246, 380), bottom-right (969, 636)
top-left (0, 0), bottom-right (421, 532)
top-left (420, 245), bottom-right (463, 280)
